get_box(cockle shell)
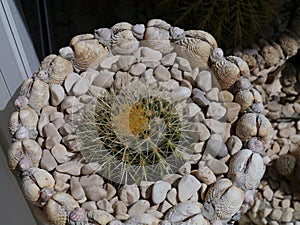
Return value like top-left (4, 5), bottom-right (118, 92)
top-left (210, 58), bottom-right (240, 90)
top-left (48, 56), bottom-right (73, 85)
top-left (175, 29), bottom-right (216, 70)
top-left (45, 192), bottom-right (79, 225)
top-left (204, 178), bottom-right (244, 221)
top-left (19, 106), bottom-right (38, 130)
top-left (236, 113), bottom-right (273, 147)
top-left (28, 79), bottom-right (50, 112)
top-left (68, 207), bottom-right (88, 225)
top-left (70, 34), bottom-right (109, 71)
top-left (166, 201), bottom-right (203, 223)
top-left (111, 30), bottom-right (139, 55)
top-left (228, 149), bottom-right (265, 190)
top-left (87, 209), bottom-right (114, 225)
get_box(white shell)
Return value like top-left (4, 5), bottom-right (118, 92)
top-left (111, 30), bottom-right (139, 55)
top-left (19, 106), bottom-right (38, 130)
top-left (166, 201), bottom-right (203, 223)
top-left (28, 79), bottom-right (50, 112)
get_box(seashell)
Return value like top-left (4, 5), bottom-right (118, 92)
top-left (184, 30), bottom-right (218, 48)
top-left (40, 54), bottom-right (57, 70)
top-left (19, 106), bottom-right (38, 130)
top-left (111, 30), bottom-right (139, 55)
top-left (26, 167), bottom-right (55, 189)
top-left (205, 178), bottom-right (233, 203)
top-left (132, 24), bottom-right (145, 39)
top-left (18, 156), bottom-right (33, 171)
top-left (20, 78), bottom-right (33, 97)
top-left (236, 113), bottom-right (273, 147)
top-left (39, 187), bottom-right (55, 205)
top-left (68, 207), bottom-right (88, 224)
top-left (210, 57), bottom-right (240, 90)
top-left (22, 175), bottom-right (40, 203)
top-left (45, 192), bottom-right (79, 225)
top-left (14, 95), bottom-right (29, 110)
top-left (226, 55), bottom-right (250, 78)
top-left (144, 26), bottom-right (174, 54)
top-left (87, 209), bottom-right (114, 225)
top-left (228, 149), bottom-right (265, 190)
top-left (175, 35), bottom-right (212, 69)
top-left (147, 19), bottom-right (171, 30)
top-left (7, 141), bottom-right (24, 174)
top-left (111, 22), bottom-right (133, 34)
top-left (166, 201), bottom-right (203, 223)
top-left (48, 56), bottom-right (73, 85)
top-left (170, 26), bottom-right (185, 40)
top-left (214, 184), bottom-right (244, 220)
top-left (9, 111), bottom-right (20, 135)
top-left (70, 34), bottom-right (109, 71)
top-left (22, 138), bottom-right (43, 167)
top-left (28, 79), bottom-right (50, 112)
top-left (59, 46), bottom-right (74, 60)
top-left (95, 28), bottom-right (112, 46)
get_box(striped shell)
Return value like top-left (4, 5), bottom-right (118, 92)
top-left (228, 149), bottom-right (265, 190)
top-left (48, 56), bottom-right (73, 85)
top-left (166, 201), bottom-right (203, 223)
top-left (111, 30), bottom-right (139, 55)
top-left (236, 113), bottom-right (273, 147)
top-left (70, 34), bottom-right (109, 71)
top-left (205, 178), bottom-right (233, 203)
top-left (28, 79), bottom-right (50, 112)
top-left (210, 58), bottom-right (240, 90)
top-left (45, 192), bottom-right (79, 225)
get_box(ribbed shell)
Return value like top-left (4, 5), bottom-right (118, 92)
top-left (166, 201), bottom-right (203, 223)
top-left (214, 185), bottom-right (244, 220)
top-left (48, 56), bottom-right (73, 85)
top-left (210, 58), bottom-right (240, 90)
top-left (45, 193), bottom-right (79, 225)
top-left (205, 178), bottom-right (233, 203)
top-left (28, 79), bottom-right (49, 112)
top-left (22, 139), bottom-right (42, 168)
top-left (111, 30), bottom-right (139, 55)
top-left (70, 34), bottom-right (109, 71)
top-left (19, 106), bottom-right (38, 130)
top-left (9, 111), bottom-right (20, 135)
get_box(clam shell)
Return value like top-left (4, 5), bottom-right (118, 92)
top-left (70, 34), bottom-right (109, 71)
top-left (22, 175), bottom-right (40, 203)
top-left (228, 149), bottom-right (265, 190)
top-left (19, 106), bottom-right (38, 130)
top-left (214, 185), bottom-right (244, 220)
top-left (166, 201), bottom-right (203, 223)
top-left (28, 79), bottom-right (50, 112)
top-left (205, 178), bottom-right (233, 203)
top-left (175, 30), bottom-right (217, 69)
top-left (45, 192), bottom-right (79, 225)
top-left (9, 111), bottom-right (20, 135)
top-left (48, 56), bottom-right (73, 85)
top-left (111, 30), bottom-right (139, 55)
top-left (210, 58), bottom-right (240, 90)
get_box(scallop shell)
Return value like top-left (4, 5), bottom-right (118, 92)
top-left (68, 207), bottom-right (88, 224)
top-left (235, 113), bottom-right (272, 147)
top-left (166, 201), bottom-right (203, 223)
top-left (9, 111), bottom-right (20, 135)
top-left (111, 30), bottom-right (139, 55)
top-left (210, 58), bottom-right (240, 90)
top-left (48, 56), bottom-right (73, 85)
top-left (19, 106), bottom-right (38, 130)
top-left (70, 34), bottom-right (109, 71)
top-left (228, 149), bottom-right (265, 190)
top-left (214, 185), bottom-right (244, 220)
top-left (87, 209), bottom-right (114, 225)
top-left (28, 79), bottom-right (50, 112)
top-left (22, 175), bottom-right (40, 203)
top-left (45, 192), bottom-right (79, 225)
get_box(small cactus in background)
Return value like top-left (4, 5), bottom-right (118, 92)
top-left (163, 0), bottom-right (282, 47)
top-left (75, 80), bottom-right (194, 185)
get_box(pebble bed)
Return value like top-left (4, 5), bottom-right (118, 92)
top-left (7, 19), bottom-right (273, 225)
